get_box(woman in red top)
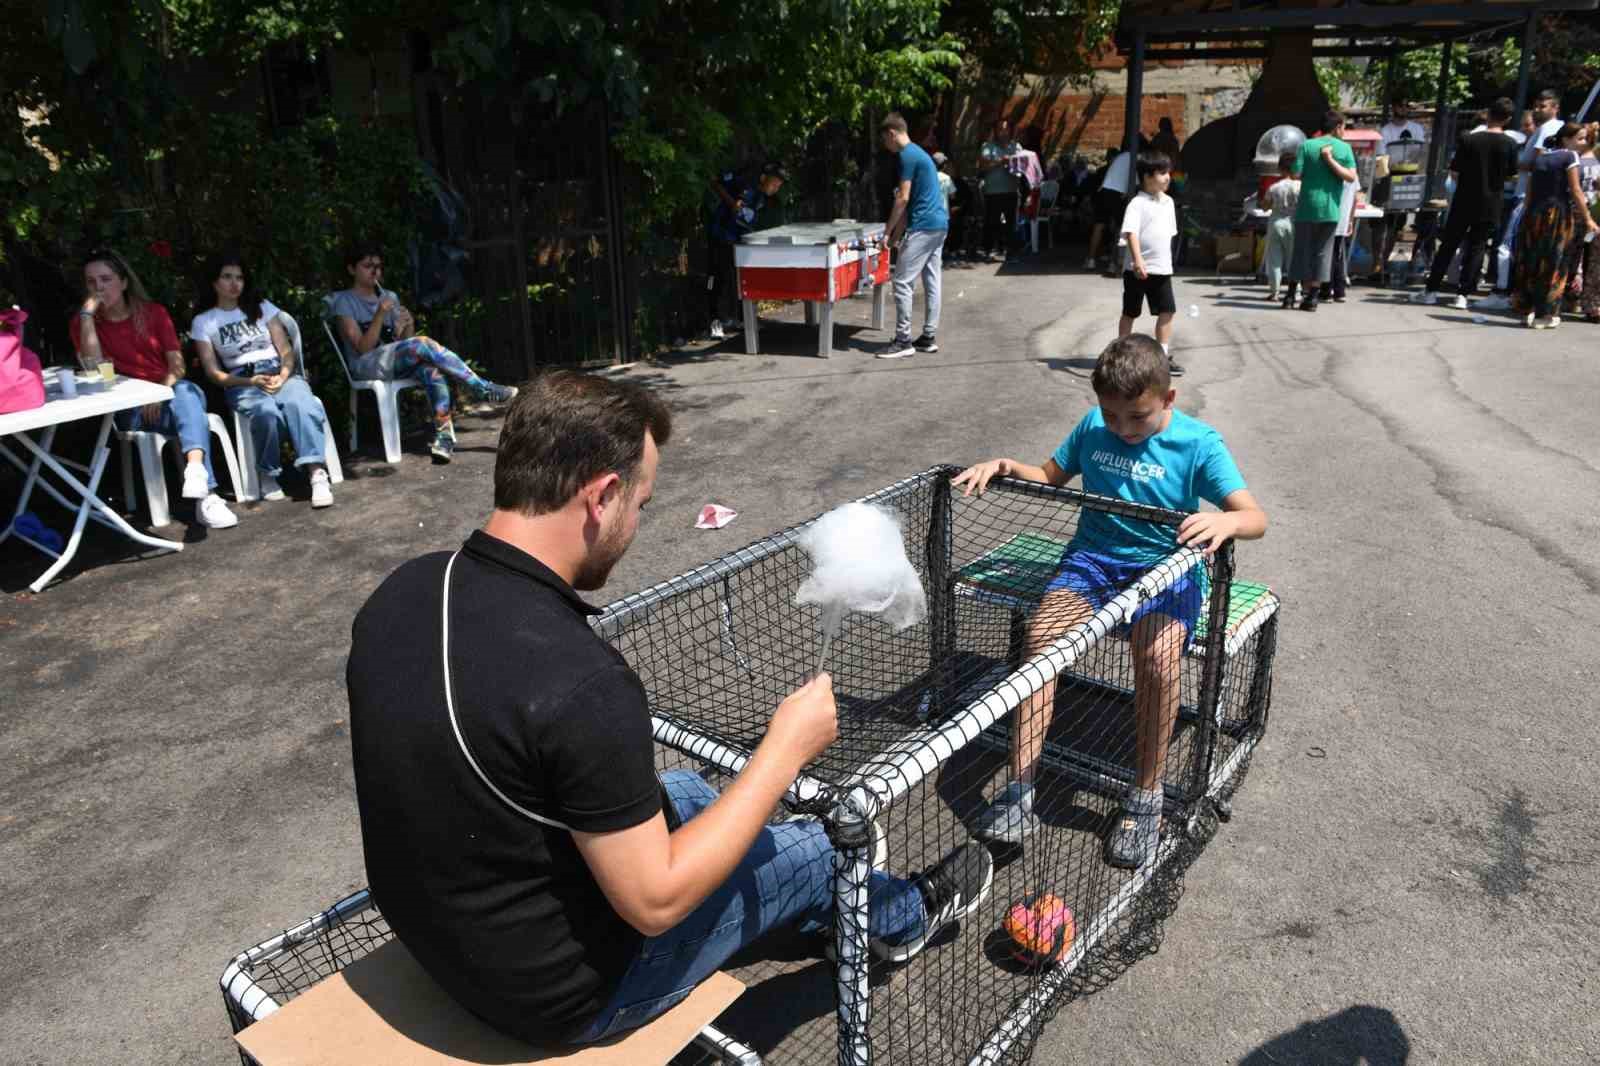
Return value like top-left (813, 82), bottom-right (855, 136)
top-left (69, 250), bottom-right (238, 528)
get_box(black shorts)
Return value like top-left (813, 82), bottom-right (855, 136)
top-left (1094, 189), bottom-right (1125, 226)
top-left (1122, 271), bottom-right (1176, 318)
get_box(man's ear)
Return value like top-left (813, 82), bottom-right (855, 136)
top-left (581, 471), bottom-right (623, 522)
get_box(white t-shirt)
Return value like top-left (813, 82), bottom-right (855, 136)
top-left (1335, 180), bottom-right (1358, 237)
top-left (1380, 120), bottom-right (1428, 148)
top-left (1101, 153), bottom-right (1134, 196)
top-left (1119, 191), bottom-right (1177, 275)
top-left (1265, 177), bottom-right (1300, 220)
top-left (190, 300), bottom-right (282, 371)
top-left (1516, 117), bottom-right (1566, 195)
top-left (937, 171), bottom-right (955, 208)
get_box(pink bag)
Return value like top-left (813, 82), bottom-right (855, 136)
top-left (0, 308), bottom-right (45, 415)
top-left (0, 305), bottom-right (45, 412)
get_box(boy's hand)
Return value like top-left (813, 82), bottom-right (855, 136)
top-left (1177, 511), bottom-right (1238, 555)
top-left (767, 673), bottom-right (838, 767)
top-left (1134, 261), bottom-right (1148, 280)
top-left (952, 458), bottom-right (1012, 496)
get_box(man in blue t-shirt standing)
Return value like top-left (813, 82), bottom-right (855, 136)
top-left (877, 113), bottom-right (949, 360)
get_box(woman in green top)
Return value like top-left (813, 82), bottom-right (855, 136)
top-left (1284, 110), bottom-right (1359, 312)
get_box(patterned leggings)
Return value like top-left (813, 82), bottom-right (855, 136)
top-left (386, 336), bottom-right (497, 427)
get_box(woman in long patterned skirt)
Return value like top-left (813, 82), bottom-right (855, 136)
top-left (1511, 123), bottom-right (1598, 328)
top-left (1557, 123), bottom-right (1600, 321)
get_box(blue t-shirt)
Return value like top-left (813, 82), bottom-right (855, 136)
top-left (1052, 407), bottom-right (1246, 565)
top-left (709, 171), bottom-right (770, 243)
top-left (899, 144), bottom-right (949, 232)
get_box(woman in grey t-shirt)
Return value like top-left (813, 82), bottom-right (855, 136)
top-left (330, 244), bottom-right (517, 462)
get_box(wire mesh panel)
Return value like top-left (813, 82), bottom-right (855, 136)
top-left (599, 466), bottom-right (1279, 1066)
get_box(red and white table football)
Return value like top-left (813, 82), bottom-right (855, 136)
top-left (736, 221), bottom-right (891, 357)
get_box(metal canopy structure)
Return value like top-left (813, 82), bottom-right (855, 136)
top-left (1112, 0), bottom-right (1600, 207)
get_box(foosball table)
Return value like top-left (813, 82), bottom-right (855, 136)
top-left (737, 221), bottom-right (891, 357)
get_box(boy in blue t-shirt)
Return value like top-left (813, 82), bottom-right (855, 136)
top-left (952, 334), bottom-right (1267, 868)
top-left (877, 112), bottom-right (949, 360)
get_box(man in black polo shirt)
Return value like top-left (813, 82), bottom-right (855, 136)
top-left (348, 370), bottom-right (992, 1047)
top-left (1412, 97), bottom-right (1520, 309)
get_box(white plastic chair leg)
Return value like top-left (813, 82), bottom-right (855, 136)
top-left (137, 434), bottom-right (171, 527)
top-left (372, 382), bottom-right (404, 464)
top-left (318, 404), bottom-right (344, 484)
top-left (230, 412), bottom-right (261, 502)
top-left (207, 413), bottom-right (246, 503)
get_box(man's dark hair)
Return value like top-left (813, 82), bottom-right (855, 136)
top-left (761, 161), bottom-right (789, 182)
top-left (1091, 334), bottom-right (1171, 400)
top-left (1278, 149), bottom-right (1298, 173)
top-left (880, 112), bottom-right (908, 135)
top-left (1536, 88), bottom-right (1560, 106)
top-left (494, 370), bottom-right (673, 516)
top-left (1553, 121), bottom-right (1583, 147)
top-left (1324, 109), bottom-right (1346, 133)
top-left (344, 240), bottom-right (384, 269)
top-left (1488, 98), bottom-right (1515, 125)
top-left (1135, 151), bottom-right (1172, 182)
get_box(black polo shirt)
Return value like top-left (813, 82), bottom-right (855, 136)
top-left (347, 530), bottom-right (662, 1042)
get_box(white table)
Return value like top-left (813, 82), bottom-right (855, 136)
top-left (1, 375), bottom-right (182, 591)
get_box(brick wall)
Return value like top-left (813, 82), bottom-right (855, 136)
top-left (1008, 92), bottom-right (1189, 161)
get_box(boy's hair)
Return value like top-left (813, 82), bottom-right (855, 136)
top-left (1091, 335), bottom-right (1171, 400)
top-left (1278, 149), bottom-right (1297, 173)
top-left (1488, 97), bottom-right (1515, 125)
top-left (494, 369), bottom-right (673, 516)
top-left (1135, 151), bottom-right (1172, 182)
top-left (879, 112), bottom-right (908, 135)
top-left (1323, 109), bottom-right (1346, 133)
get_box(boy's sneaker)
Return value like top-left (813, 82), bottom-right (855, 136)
top-left (1450, 295), bottom-right (1469, 310)
top-left (912, 334), bottom-right (939, 353)
top-left (869, 843), bottom-right (995, 963)
top-left (1298, 296), bottom-right (1318, 312)
top-left (1410, 290), bottom-right (1439, 305)
top-left (476, 383), bottom-right (518, 406)
top-left (196, 493), bottom-right (238, 529)
top-left (1168, 359), bottom-right (1187, 378)
top-left (1478, 293), bottom-right (1512, 311)
top-left (875, 336), bottom-right (917, 360)
top-left (310, 469), bottom-right (334, 509)
top-left (257, 473), bottom-right (286, 502)
top-left (181, 462), bottom-right (209, 500)
top-left (1533, 315), bottom-right (1559, 330)
top-left (971, 781), bottom-right (1041, 845)
top-left (1083, 255), bottom-right (1096, 270)
top-left (430, 430), bottom-right (456, 463)
top-left (1104, 810), bottom-right (1161, 870)
top-left (709, 319), bottom-right (726, 340)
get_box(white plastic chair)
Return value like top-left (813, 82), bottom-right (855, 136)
top-left (322, 295), bottom-right (422, 464)
top-left (1031, 180), bottom-right (1061, 253)
top-left (117, 412), bottom-right (244, 527)
top-left (228, 310), bottom-right (344, 502)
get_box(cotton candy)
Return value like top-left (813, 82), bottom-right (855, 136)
top-left (794, 502), bottom-right (927, 632)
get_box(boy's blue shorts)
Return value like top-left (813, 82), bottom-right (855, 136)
top-left (1043, 548), bottom-right (1203, 650)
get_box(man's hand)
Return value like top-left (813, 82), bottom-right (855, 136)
top-left (1177, 511), bottom-right (1239, 555)
top-left (766, 673), bottom-right (838, 767)
top-left (952, 458), bottom-right (1013, 497)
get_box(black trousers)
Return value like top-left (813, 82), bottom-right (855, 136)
top-left (1425, 211), bottom-right (1497, 296)
top-left (706, 239), bottom-right (737, 322)
top-left (982, 192), bottom-right (1016, 252)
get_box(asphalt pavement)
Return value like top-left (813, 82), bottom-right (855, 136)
top-left (2, 249), bottom-right (1596, 1065)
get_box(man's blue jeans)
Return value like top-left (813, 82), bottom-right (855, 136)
top-left (226, 377), bottom-right (327, 477)
top-left (112, 379), bottom-right (216, 490)
top-left (570, 770), bottom-right (925, 1043)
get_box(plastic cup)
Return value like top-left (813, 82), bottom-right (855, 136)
top-left (97, 361), bottom-right (115, 383)
top-left (59, 369), bottom-right (78, 398)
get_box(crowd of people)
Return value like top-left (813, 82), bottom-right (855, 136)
top-left (62, 247), bottom-right (519, 529)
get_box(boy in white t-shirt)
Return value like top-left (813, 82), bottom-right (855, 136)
top-left (1118, 151), bottom-right (1182, 375)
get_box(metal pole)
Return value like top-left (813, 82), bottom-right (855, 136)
top-left (1421, 42), bottom-right (1453, 208)
top-left (1124, 28), bottom-right (1146, 162)
top-left (1513, 11), bottom-right (1538, 118)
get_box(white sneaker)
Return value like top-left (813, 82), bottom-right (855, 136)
top-left (1478, 293), bottom-right (1512, 311)
top-left (258, 473), bottom-right (286, 501)
top-left (1411, 290), bottom-right (1439, 304)
top-left (181, 462), bottom-right (209, 500)
top-left (196, 493), bottom-right (238, 529)
top-left (310, 469), bottom-right (334, 509)
top-left (709, 319), bottom-right (726, 340)
top-left (1534, 315), bottom-right (1559, 330)
top-left (1450, 295), bottom-right (1469, 310)
top-left (1524, 312), bottom-right (1538, 328)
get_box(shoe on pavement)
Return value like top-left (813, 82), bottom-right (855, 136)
top-left (310, 469), bottom-right (334, 509)
top-left (912, 334), bottom-right (939, 353)
top-left (181, 462), bottom-right (209, 500)
top-left (1533, 315), bottom-right (1559, 330)
top-left (196, 493), bottom-right (238, 529)
top-left (876, 336), bottom-right (917, 360)
top-left (476, 382), bottom-right (518, 405)
top-left (1478, 293), bottom-right (1512, 311)
top-left (1411, 290), bottom-right (1439, 304)
top-left (430, 430), bottom-right (456, 463)
top-left (709, 319), bottom-right (726, 340)
top-left (1168, 359), bottom-right (1187, 378)
top-left (1083, 256), bottom-right (1096, 269)
top-left (869, 842), bottom-right (995, 962)
top-left (1104, 810), bottom-right (1160, 870)
top-left (971, 781), bottom-right (1041, 845)
top-left (1450, 295), bottom-right (1469, 310)
top-left (257, 473), bottom-right (286, 502)
top-left (1298, 297), bottom-right (1318, 312)
top-left (1524, 312), bottom-right (1538, 328)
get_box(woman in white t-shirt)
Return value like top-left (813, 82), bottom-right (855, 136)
top-left (191, 254), bottom-right (333, 507)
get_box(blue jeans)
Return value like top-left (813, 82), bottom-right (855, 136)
top-left (570, 770), bottom-right (925, 1043)
top-left (112, 379), bottom-right (216, 491)
top-left (226, 377), bottom-right (327, 477)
